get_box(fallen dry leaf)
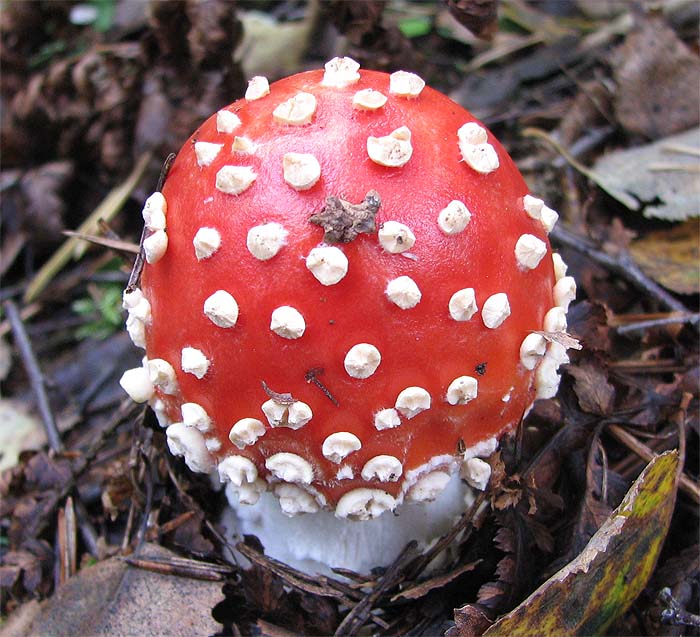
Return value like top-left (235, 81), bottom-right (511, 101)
top-left (591, 127), bottom-right (700, 220)
top-left (629, 219), bottom-right (700, 295)
top-left (446, 0), bottom-right (499, 40)
top-left (0, 543), bottom-right (223, 637)
top-left (236, 10), bottom-right (315, 79)
top-left (567, 356), bottom-right (615, 416)
top-left (612, 15), bottom-right (700, 139)
top-left (0, 400), bottom-right (45, 471)
top-left (482, 451), bottom-right (680, 636)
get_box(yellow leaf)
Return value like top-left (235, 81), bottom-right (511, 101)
top-left (630, 220), bottom-right (700, 295)
top-left (483, 451), bottom-right (680, 636)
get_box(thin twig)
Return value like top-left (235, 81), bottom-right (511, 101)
top-left (334, 541), bottom-right (418, 636)
top-left (615, 313), bottom-right (700, 334)
top-left (62, 231), bottom-right (139, 254)
top-left (4, 300), bottom-right (63, 450)
top-left (405, 488), bottom-right (488, 580)
top-left (164, 452), bottom-right (241, 564)
top-left (523, 126), bottom-right (639, 209)
top-left (552, 126), bottom-right (615, 168)
top-left (607, 423), bottom-right (700, 503)
top-left (4, 299), bottom-right (102, 555)
top-left (550, 223), bottom-right (688, 313)
top-left (0, 302), bottom-right (40, 338)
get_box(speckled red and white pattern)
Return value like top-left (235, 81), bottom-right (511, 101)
top-left (123, 62), bottom-right (573, 516)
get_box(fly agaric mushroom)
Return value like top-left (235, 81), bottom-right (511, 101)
top-left (120, 57), bottom-right (576, 574)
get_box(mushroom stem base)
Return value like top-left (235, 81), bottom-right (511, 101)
top-left (221, 474), bottom-right (474, 576)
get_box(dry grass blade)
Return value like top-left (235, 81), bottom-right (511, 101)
top-left (62, 231), bottom-right (140, 254)
top-left (523, 126), bottom-right (640, 209)
top-left (57, 495), bottom-right (78, 584)
top-left (23, 151), bottom-right (152, 303)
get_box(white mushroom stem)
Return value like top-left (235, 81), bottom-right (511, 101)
top-left (221, 469), bottom-right (476, 577)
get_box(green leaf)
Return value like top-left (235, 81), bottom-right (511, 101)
top-left (92, 0), bottom-right (116, 33)
top-left (482, 451), bottom-right (680, 636)
top-left (398, 16), bottom-right (432, 39)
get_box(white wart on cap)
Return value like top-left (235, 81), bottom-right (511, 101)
top-left (386, 276), bottom-right (421, 309)
top-left (395, 387), bottom-right (431, 419)
top-left (204, 290), bottom-right (239, 328)
top-left (344, 343), bottom-right (381, 378)
top-left (306, 246), bottom-right (348, 285)
top-left (246, 222), bottom-right (288, 260)
top-left (270, 306), bottom-right (306, 339)
top-left (481, 293), bottom-right (511, 329)
top-left (367, 127), bottom-right (413, 167)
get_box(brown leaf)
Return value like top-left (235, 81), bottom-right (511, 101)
top-left (298, 593), bottom-right (339, 636)
top-left (171, 511), bottom-right (215, 555)
top-left (566, 301), bottom-right (611, 353)
top-left (565, 439), bottom-right (616, 559)
top-left (492, 487), bottom-right (522, 511)
top-left (1, 540), bottom-right (52, 597)
top-left (493, 526), bottom-right (514, 554)
top-left (446, 0), bottom-right (499, 40)
top-left (148, 0), bottom-right (192, 63)
top-left (557, 80), bottom-right (613, 147)
top-left (477, 580), bottom-right (507, 609)
top-left (526, 518), bottom-right (555, 555)
top-left (18, 161), bottom-right (74, 243)
top-left (448, 604), bottom-right (493, 637)
top-left (392, 560), bottom-right (480, 601)
top-left (630, 220), bottom-right (700, 295)
top-left (612, 15), bottom-right (700, 139)
top-left (24, 452), bottom-right (73, 492)
top-left (568, 356), bottom-right (615, 415)
top-left (322, 0), bottom-right (386, 46)
top-left (185, 0), bottom-right (242, 69)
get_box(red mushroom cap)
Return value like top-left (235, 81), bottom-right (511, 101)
top-left (120, 59), bottom-right (575, 519)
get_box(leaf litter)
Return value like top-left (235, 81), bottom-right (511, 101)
top-left (0, 2), bottom-right (698, 636)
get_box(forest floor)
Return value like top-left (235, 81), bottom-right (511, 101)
top-left (1, 1), bottom-right (699, 635)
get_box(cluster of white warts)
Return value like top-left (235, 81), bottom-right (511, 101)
top-left (121, 58), bottom-right (577, 520)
